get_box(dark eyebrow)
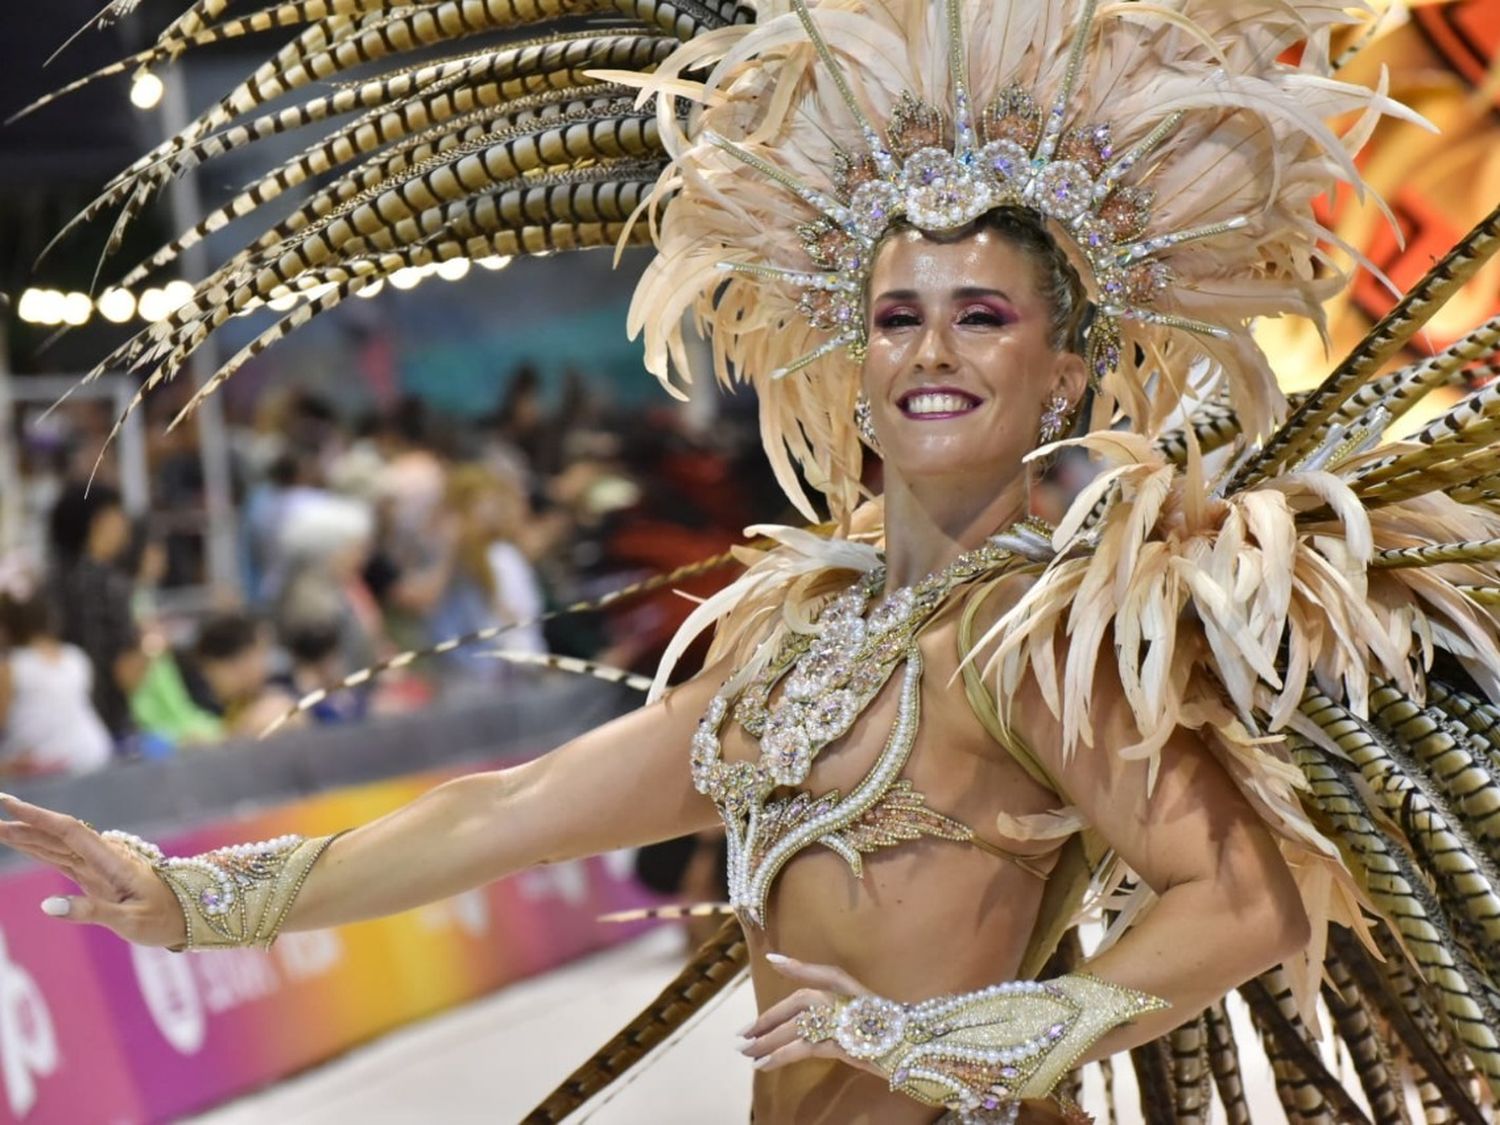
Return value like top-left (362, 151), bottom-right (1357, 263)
top-left (870, 286), bottom-right (1013, 303)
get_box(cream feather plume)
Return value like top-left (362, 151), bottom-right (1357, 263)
top-left (625, 0), bottom-right (1417, 520)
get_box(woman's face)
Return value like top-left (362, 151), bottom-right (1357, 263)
top-left (861, 227), bottom-right (1084, 484)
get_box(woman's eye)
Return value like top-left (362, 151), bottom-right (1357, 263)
top-left (875, 310), bottom-right (919, 328)
top-left (958, 307), bottom-right (1010, 326)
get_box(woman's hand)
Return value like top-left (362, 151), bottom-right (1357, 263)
top-left (0, 794), bottom-right (186, 947)
top-left (738, 953), bottom-right (886, 1078)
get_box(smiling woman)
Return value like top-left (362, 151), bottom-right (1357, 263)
top-left (8, 0), bottom-right (1500, 1122)
top-left (860, 217), bottom-right (1089, 560)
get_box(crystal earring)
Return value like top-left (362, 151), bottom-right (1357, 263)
top-left (1037, 394), bottom-right (1072, 446)
top-left (855, 393), bottom-right (881, 453)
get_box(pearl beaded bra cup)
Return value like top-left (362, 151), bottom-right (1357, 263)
top-left (690, 526), bottom-right (1054, 927)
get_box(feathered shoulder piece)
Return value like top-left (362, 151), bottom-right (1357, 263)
top-left (972, 203), bottom-right (1500, 1113)
top-left (648, 508), bottom-right (884, 700)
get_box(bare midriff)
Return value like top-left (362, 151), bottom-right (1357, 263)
top-left (714, 607), bottom-right (1072, 1124)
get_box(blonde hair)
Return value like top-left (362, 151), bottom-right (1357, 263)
top-left (444, 464), bottom-right (527, 602)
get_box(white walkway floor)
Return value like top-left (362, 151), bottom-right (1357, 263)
top-left (188, 927), bottom-right (1378, 1124)
top-left (188, 928), bottom-right (757, 1124)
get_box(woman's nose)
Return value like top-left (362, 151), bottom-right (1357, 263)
top-left (913, 319), bottom-right (956, 371)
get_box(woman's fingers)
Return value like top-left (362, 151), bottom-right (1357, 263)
top-left (0, 798), bottom-right (186, 947)
top-left (751, 1039), bottom-right (819, 1072)
top-left (38, 893), bottom-right (134, 931)
top-left (764, 953), bottom-right (868, 997)
top-left (740, 1013), bottom-right (809, 1060)
top-left (0, 821), bottom-right (80, 869)
top-left (740, 985), bottom-right (826, 1040)
top-left (0, 795), bottom-right (143, 892)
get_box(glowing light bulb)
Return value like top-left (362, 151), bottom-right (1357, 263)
top-left (436, 258), bottom-right (471, 281)
top-left (61, 292), bottom-right (93, 326)
top-left (130, 72), bottom-right (164, 110)
top-left (389, 268), bottom-right (422, 290)
top-left (162, 280), bottom-right (195, 311)
top-left (97, 288), bottom-right (136, 323)
top-left (19, 289), bottom-right (66, 325)
top-left (137, 288), bottom-right (171, 322)
top-left (16, 289), bottom-right (48, 324)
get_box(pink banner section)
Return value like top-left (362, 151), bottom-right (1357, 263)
top-left (0, 766), bottom-right (659, 1124)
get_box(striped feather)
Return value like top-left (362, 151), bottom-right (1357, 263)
top-left (1127, 1039), bottom-right (1174, 1124)
top-left (521, 915), bottom-right (747, 1123)
top-left (1303, 689), bottom-right (1500, 975)
top-left (1167, 1016), bottom-right (1213, 1123)
top-left (480, 649), bottom-right (654, 692)
top-left (1153, 396), bottom-right (1245, 466)
top-left (1322, 951), bottom-right (1411, 1125)
top-left (1157, 335), bottom-right (1500, 475)
top-left (99, 33), bottom-right (674, 273)
top-left (597, 902), bottom-right (733, 923)
top-left (161, 90), bottom-right (661, 302)
top-left (1202, 999), bottom-right (1251, 1125)
top-left (1328, 925), bottom-right (1487, 1124)
top-left (1228, 200), bottom-right (1500, 491)
top-left (1351, 314), bottom-right (1500, 438)
top-left (96, 30), bottom-right (671, 268)
top-left (1241, 971), bottom-right (1361, 1122)
top-left (119, 82), bottom-right (653, 285)
top-left (1288, 736), bottom-right (1500, 1087)
top-left (1352, 381), bottom-right (1500, 493)
top-left (1426, 682), bottom-right (1500, 774)
top-left (1371, 539), bottom-right (1500, 571)
top-left (1369, 926), bottom-right (1488, 1118)
top-left (1365, 686), bottom-right (1500, 853)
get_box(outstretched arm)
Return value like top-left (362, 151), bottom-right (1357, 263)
top-left (0, 666), bottom-right (726, 947)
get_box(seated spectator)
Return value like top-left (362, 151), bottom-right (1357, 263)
top-left (180, 612), bottom-right (297, 737)
top-left (0, 572), bottom-right (113, 776)
top-left (135, 612), bottom-right (298, 745)
top-left (272, 618), bottom-right (368, 725)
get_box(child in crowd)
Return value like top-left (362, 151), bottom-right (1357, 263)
top-left (0, 570), bottom-right (113, 776)
top-left (273, 618), bottom-right (368, 724)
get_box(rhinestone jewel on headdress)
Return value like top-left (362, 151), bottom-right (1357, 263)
top-left (712, 0), bottom-right (1250, 383)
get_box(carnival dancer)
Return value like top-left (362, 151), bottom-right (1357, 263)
top-left (5, 1), bottom-right (1500, 1120)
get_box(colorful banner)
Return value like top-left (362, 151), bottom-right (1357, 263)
top-left (0, 765), bottom-right (659, 1124)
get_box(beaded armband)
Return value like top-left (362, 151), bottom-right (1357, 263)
top-left (104, 830), bottom-right (341, 951)
top-left (831, 974), bottom-right (1166, 1117)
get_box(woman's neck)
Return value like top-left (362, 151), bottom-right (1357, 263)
top-left (879, 469), bottom-right (1030, 591)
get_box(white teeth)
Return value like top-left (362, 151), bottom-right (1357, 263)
top-left (903, 393), bottom-right (976, 416)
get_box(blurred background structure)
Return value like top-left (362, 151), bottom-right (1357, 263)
top-left (0, 1), bottom-right (1497, 1122)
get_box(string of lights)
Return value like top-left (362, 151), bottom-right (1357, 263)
top-left (12, 257), bottom-right (513, 327)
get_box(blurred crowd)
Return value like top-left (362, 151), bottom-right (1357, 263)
top-left (0, 365), bottom-right (789, 779)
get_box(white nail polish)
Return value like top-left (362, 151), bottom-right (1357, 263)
top-left (40, 897), bottom-right (70, 918)
top-left (764, 952), bottom-right (791, 964)
top-left (735, 1022), bottom-right (754, 1038)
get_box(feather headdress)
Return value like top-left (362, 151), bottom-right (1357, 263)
top-left (625, 0), bottom-right (1416, 518)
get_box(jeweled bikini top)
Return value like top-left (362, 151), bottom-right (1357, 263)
top-left (690, 522), bottom-right (1051, 925)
